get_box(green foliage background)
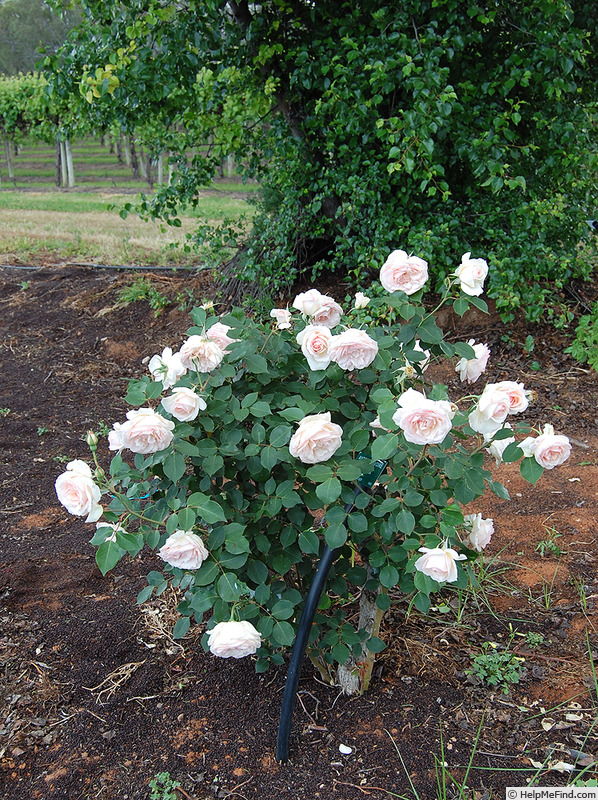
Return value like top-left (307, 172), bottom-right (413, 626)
top-left (37, 1), bottom-right (598, 315)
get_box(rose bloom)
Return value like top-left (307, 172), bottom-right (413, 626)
top-left (328, 329), bottom-right (379, 370)
top-left (414, 545), bottom-right (467, 583)
top-left (526, 424), bottom-right (571, 469)
top-left (463, 513), bottom-right (494, 552)
top-left (270, 308), bottom-right (292, 330)
top-left (109, 408), bottom-right (175, 454)
top-left (453, 252), bottom-right (488, 296)
top-left (296, 325), bottom-right (332, 371)
top-left (311, 295), bottom-right (343, 328)
top-left (207, 620), bottom-right (262, 659)
top-left (148, 346), bottom-right (187, 389)
top-left (288, 412), bottom-right (343, 464)
top-left (455, 339), bottom-right (491, 384)
top-left (206, 322), bottom-right (237, 352)
top-left (483, 424), bottom-right (515, 466)
top-left (354, 292), bottom-right (370, 309)
top-left (161, 387), bottom-right (207, 422)
top-left (493, 380), bottom-right (529, 415)
top-left (55, 460), bottom-right (103, 523)
top-left (159, 529), bottom-right (209, 570)
top-left (379, 250), bottom-right (429, 295)
top-left (468, 384), bottom-right (512, 435)
top-left (293, 288), bottom-right (325, 316)
top-left (179, 335), bottom-right (224, 372)
top-left (392, 388), bottom-right (453, 445)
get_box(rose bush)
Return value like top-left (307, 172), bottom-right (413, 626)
top-left (55, 248), bottom-right (571, 693)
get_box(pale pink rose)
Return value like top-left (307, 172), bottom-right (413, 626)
top-left (414, 545), bottom-right (467, 583)
top-left (296, 325), bottom-right (332, 371)
top-left (55, 460), bottom-right (103, 523)
top-left (527, 424), bottom-right (571, 469)
top-left (483, 424), bottom-right (515, 465)
top-left (270, 308), bottom-right (292, 330)
top-left (311, 295), bottom-right (343, 328)
top-left (453, 252), bottom-right (488, 296)
top-left (392, 388), bottom-right (453, 445)
top-left (354, 292), bottom-right (370, 309)
top-left (206, 322), bottom-right (237, 352)
top-left (95, 521), bottom-right (126, 543)
top-left (328, 329), bottom-right (379, 371)
top-left (159, 529), bottom-right (209, 570)
top-left (519, 436), bottom-right (537, 458)
top-left (108, 424), bottom-right (124, 451)
top-left (161, 387), bottom-right (207, 422)
top-left (293, 288), bottom-right (325, 316)
top-left (468, 385), bottom-right (512, 435)
top-left (207, 620), bottom-right (262, 659)
top-left (456, 339), bottom-right (491, 383)
top-left (379, 250), bottom-right (429, 295)
top-left (148, 347), bottom-right (187, 389)
top-left (463, 513), bottom-right (494, 552)
top-left (493, 380), bottom-right (529, 415)
top-left (289, 412), bottom-right (343, 464)
top-left (114, 408), bottom-right (175, 454)
top-left (179, 335), bottom-right (224, 372)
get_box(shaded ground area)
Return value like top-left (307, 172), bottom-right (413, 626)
top-left (0, 265), bottom-right (597, 800)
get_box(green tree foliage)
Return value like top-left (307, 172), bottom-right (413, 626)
top-left (46, 0), bottom-right (598, 315)
top-left (0, 0), bottom-right (81, 75)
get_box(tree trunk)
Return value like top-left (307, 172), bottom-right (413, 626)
top-left (54, 138), bottom-right (62, 187)
top-left (129, 138), bottom-right (140, 179)
top-left (115, 136), bottom-right (122, 164)
top-left (226, 154), bottom-right (234, 177)
top-left (64, 139), bottom-right (75, 187)
top-left (336, 567), bottom-right (387, 695)
top-left (3, 135), bottom-right (15, 183)
top-left (157, 152), bottom-right (164, 185)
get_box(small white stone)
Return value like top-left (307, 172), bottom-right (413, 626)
top-left (339, 744), bottom-right (353, 755)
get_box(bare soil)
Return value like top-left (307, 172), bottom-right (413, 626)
top-left (0, 263), bottom-right (597, 800)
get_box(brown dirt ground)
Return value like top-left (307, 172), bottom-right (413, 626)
top-left (0, 263), bottom-right (597, 800)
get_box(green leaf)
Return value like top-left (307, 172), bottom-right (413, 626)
top-left (163, 451), bottom-right (186, 482)
top-left (379, 564), bottom-right (399, 589)
top-left (316, 477), bottom-right (342, 504)
top-left (272, 621), bottom-right (295, 646)
top-left (137, 585), bottom-right (154, 604)
top-left (325, 523), bottom-right (347, 549)
top-left (375, 593), bottom-right (391, 611)
top-left (187, 493), bottom-right (227, 523)
top-left (366, 636), bottom-right (386, 653)
top-left (217, 573), bottom-right (243, 602)
top-left (245, 353), bottom-right (268, 373)
top-left (271, 600), bottom-right (295, 620)
top-left (193, 559), bottom-right (219, 586)
top-left (306, 464), bottom-right (334, 482)
top-left (95, 541), bottom-right (122, 576)
top-left (173, 617), bottom-right (191, 639)
top-left (520, 457), bottom-right (544, 485)
top-left (298, 529), bottom-right (321, 554)
top-left (177, 507), bottom-right (196, 530)
top-left (371, 433), bottom-right (398, 461)
top-left (501, 442), bottom-right (524, 463)
top-left (269, 424), bottom-right (292, 447)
